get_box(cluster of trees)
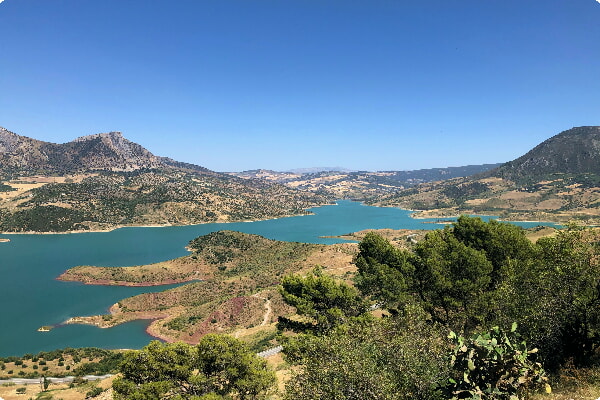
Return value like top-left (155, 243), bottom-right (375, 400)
top-left (113, 217), bottom-right (600, 399)
top-left (0, 347), bottom-right (124, 379)
top-left (355, 217), bottom-right (600, 368)
top-left (113, 335), bottom-right (275, 399)
top-left (276, 217), bottom-right (600, 399)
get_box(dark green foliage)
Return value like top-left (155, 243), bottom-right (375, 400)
top-left (356, 219), bottom-right (499, 332)
top-left (73, 351), bottom-right (124, 376)
top-left (445, 323), bottom-right (548, 400)
top-left (412, 228), bottom-right (493, 332)
top-left (113, 335), bottom-right (275, 399)
top-left (496, 227), bottom-right (600, 368)
top-left (85, 386), bottom-right (104, 398)
top-left (283, 307), bottom-right (449, 400)
top-left (354, 232), bottom-right (414, 310)
top-left (442, 182), bottom-right (490, 202)
top-left (355, 217), bottom-right (600, 371)
top-left (0, 183), bottom-right (15, 192)
top-left (0, 205), bottom-right (88, 232)
top-left (452, 216), bottom-right (534, 287)
top-left (278, 268), bottom-right (369, 333)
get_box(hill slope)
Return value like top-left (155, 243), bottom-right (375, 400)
top-left (375, 126), bottom-right (600, 224)
top-left (482, 126), bottom-right (600, 182)
top-left (0, 127), bottom-right (332, 232)
top-left (230, 164), bottom-right (502, 200)
top-left (58, 230), bottom-right (356, 343)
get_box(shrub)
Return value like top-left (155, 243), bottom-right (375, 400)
top-left (85, 386), bottom-right (104, 398)
top-left (444, 323), bottom-right (550, 400)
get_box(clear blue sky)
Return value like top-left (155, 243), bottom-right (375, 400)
top-left (1, 0), bottom-right (599, 172)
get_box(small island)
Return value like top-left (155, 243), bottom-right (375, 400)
top-left (37, 325), bottom-right (53, 332)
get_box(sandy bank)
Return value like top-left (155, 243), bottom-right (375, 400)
top-left (56, 274), bottom-right (198, 287)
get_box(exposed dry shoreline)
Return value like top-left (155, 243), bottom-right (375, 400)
top-left (56, 275), bottom-right (197, 287)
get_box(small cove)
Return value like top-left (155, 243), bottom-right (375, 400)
top-left (0, 201), bottom-right (560, 356)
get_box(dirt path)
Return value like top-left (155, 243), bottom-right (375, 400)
top-left (233, 295), bottom-right (272, 338)
top-left (260, 297), bottom-right (272, 326)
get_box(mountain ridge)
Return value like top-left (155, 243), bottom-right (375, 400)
top-left (0, 127), bottom-right (167, 174)
top-left (481, 126), bottom-right (600, 182)
top-left (0, 127), bottom-right (332, 232)
top-left (374, 126), bottom-right (600, 224)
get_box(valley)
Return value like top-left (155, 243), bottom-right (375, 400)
top-left (1, 125), bottom-right (600, 400)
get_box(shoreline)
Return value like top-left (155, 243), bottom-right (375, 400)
top-left (1, 203), bottom-right (567, 236)
top-left (56, 275), bottom-right (199, 287)
top-left (406, 208), bottom-right (564, 226)
top-left (0, 202), bottom-right (334, 235)
top-left (62, 305), bottom-right (180, 343)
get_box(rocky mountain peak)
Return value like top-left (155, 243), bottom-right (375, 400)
top-left (0, 127), bottom-right (165, 174)
top-left (72, 131), bottom-right (124, 142)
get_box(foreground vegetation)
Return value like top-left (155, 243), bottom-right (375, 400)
top-left (5, 217), bottom-right (600, 399)
top-left (95, 217), bottom-right (600, 400)
top-left (272, 217), bottom-right (600, 399)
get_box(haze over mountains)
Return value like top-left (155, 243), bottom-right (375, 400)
top-left (230, 164), bottom-right (502, 200)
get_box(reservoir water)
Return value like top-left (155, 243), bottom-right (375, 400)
top-left (0, 201), bottom-right (558, 356)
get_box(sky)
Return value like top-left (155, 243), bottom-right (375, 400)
top-left (1, 1), bottom-right (599, 172)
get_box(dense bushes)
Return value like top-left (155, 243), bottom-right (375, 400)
top-left (113, 335), bottom-right (275, 399)
top-left (283, 306), bottom-right (449, 400)
top-left (278, 217), bottom-right (600, 399)
top-left (354, 217), bottom-right (600, 369)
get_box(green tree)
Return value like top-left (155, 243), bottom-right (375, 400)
top-left (496, 227), bottom-right (600, 368)
top-left (452, 216), bottom-right (534, 288)
top-left (355, 228), bottom-right (496, 332)
top-left (354, 232), bottom-right (414, 311)
top-left (113, 335), bottom-right (275, 400)
top-left (412, 228), bottom-right (493, 332)
top-left (278, 268), bottom-right (369, 333)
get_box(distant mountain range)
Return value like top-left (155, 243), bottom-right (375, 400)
top-left (0, 127), bottom-right (331, 232)
top-left (230, 164), bottom-right (502, 199)
top-left (286, 167), bottom-right (355, 174)
top-left (2, 125), bottom-right (600, 231)
top-left (376, 126), bottom-right (600, 224)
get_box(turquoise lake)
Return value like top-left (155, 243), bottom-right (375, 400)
top-left (0, 201), bottom-right (559, 357)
